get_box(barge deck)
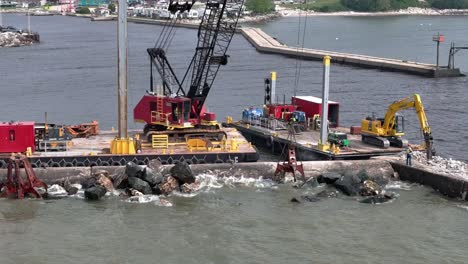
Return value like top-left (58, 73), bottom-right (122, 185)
top-left (225, 121), bottom-right (403, 160)
top-left (0, 127), bottom-right (259, 168)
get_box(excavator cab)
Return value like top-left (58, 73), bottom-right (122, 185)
top-left (393, 115), bottom-right (404, 135)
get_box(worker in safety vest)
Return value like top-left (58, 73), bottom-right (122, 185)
top-left (406, 146), bottom-right (413, 166)
top-left (289, 116), bottom-right (297, 124)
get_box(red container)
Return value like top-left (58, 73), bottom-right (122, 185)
top-left (0, 121), bottom-right (35, 153)
top-left (266, 104), bottom-right (296, 119)
top-left (291, 96), bottom-right (339, 128)
top-left (350, 126), bottom-right (361, 135)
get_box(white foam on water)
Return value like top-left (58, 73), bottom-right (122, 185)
top-left (69, 189), bottom-right (85, 199)
top-left (456, 204), bottom-right (468, 211)
top-left (385, 181), bottom-right (415, 191)
top-left (47, 184), bottom-right (68, 197)
top-left (125, 195), bottom-right (172, 207)
top-left (171, 173), bottom-right (278, 198)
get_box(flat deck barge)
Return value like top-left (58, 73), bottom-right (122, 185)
top-left (225, 121), bottom-right (403, 160)
top-left (0, 127), bottom-right (259, 168)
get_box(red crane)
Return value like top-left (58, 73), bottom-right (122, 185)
top-left (133, 0), bottom-right (244, 142)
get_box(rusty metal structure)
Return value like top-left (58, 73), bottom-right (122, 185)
top-left (65, 120), bottom-right (99, 138)
top-left (274, 146), bottom-right (305, 182)
top-left (274, 124), bottom-right (305, 181)
top-left (0, 154), bottom-right (47, 199)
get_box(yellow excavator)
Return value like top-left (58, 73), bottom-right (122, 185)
top-left (361, 94), bottom-right (434, 159)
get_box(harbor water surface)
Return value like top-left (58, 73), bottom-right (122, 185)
top-left (0, 14), bottom-right (467, 263)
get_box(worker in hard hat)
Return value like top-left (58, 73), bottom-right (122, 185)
top-left (406, 146), bottom-right (413, 166)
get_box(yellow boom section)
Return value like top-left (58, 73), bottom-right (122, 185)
top-left (382, 94), bottom-right (430, 136)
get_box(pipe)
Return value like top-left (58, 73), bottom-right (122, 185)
top-left (320, 56), bottom-right (331, 146)
top-left (117, 0), bottom-right (128, 138)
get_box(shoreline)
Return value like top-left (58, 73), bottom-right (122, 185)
top-left (276, 7), bottom-right (468, 17)
top-left (2, 7), bottom-right (468, 20)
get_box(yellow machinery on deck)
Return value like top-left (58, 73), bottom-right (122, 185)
top-left (361, 94), bottom-right (434, 158)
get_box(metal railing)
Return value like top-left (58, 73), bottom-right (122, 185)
top-left (242, 115), bottom-right (288, 131)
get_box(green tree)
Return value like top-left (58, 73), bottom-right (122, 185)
top-left (245, 0), bottom-right (275, 14)
top-left (341, 0), bottom-right (422, 11)
top-left (76, 7), bottom-right (91, 14)
top-left (108, 3), bottom-right (116, 13)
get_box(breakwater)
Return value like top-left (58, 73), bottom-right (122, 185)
top-left (240, 27), bottom-right (463, 78)
top-left (2, 158), bottom-right (467, 201)
top-left (123, 17), bottom-right (463, 77)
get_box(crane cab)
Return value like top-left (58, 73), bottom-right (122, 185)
top-left (134, 94), bottom-right (196, 130)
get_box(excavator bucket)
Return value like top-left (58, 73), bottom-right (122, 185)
top-left (274, 146), bottom-right (305, 182)
top-left (0, 154), bottom-right (48, 199)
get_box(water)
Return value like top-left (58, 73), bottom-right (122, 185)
top-left (1, 14), bottom-right (468, 263)
top-left (259, 16), bottom-right (468, 68)
top-left (1, 14), bottom-right (467, 160)
top-left (0, 178), bottom-right (467, 264)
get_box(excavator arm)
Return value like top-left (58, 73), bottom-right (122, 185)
top-left (382, 94), bottom-right (434, 158)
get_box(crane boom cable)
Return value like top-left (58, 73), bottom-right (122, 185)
top-left (293, 8), bottom-right (302, 95)
top-left (296, 4), bottom-right (309, 95)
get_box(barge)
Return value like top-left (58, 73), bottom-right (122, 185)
top-left (0, 125), bottom-right (258, 169)
top-left (224, 120), bottom-right (402, 160)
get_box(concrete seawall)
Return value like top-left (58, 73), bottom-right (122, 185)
top-left (391, 162), bottom-right (468, 201)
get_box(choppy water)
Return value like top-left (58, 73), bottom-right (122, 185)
top-left (1, 176), bottom-right (468, 264)
top-left (1, 14), bottom-right (468, 263)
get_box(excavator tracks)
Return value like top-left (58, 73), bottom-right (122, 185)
top-left (362, 135), bottom-right (390, 149)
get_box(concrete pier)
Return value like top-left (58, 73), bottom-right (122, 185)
top-left (240, 27), bottom-right (464, 78)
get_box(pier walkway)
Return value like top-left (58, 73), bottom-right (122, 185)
top-left (240, 27), bottom-right (463, 77)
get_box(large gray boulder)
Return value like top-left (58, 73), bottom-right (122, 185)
top-left (170, 162), bottom-right (195, 184)
top-left (84, 185), bottom-right (107, 200)
top-left (125, 162), bottom-right (145, 178)
top-left (317, 172), bottom-right (341, 184)
top-left (81, 177), bottom-right (97, 189)
top-left (128, 177), bottom-right (152, 195)
top-left (139, 167), bottom-right (164, 186)
top-left (333, 173), bottom-right (361, 196)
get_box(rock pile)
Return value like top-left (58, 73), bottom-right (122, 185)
top-left (54, 161), bottom-right (200, 201)
top-left (409, 152), bottom-right (468, 179)
top-left (81, 170), bottom-right (115, 200)
top-left (0, 32), bottom-right (36, 47)
top-left (292, 169), bottom-right (395, 204)
top-left (123, 161), bottom-right (199, 197)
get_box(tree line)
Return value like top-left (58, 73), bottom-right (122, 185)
top-left (340, 0), bottom-right (468, 11)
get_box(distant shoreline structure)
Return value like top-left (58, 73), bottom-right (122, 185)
top-left (2, 6), bottom-right (468, 18)
top-left (277, 7), bottom-right (468, 17)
